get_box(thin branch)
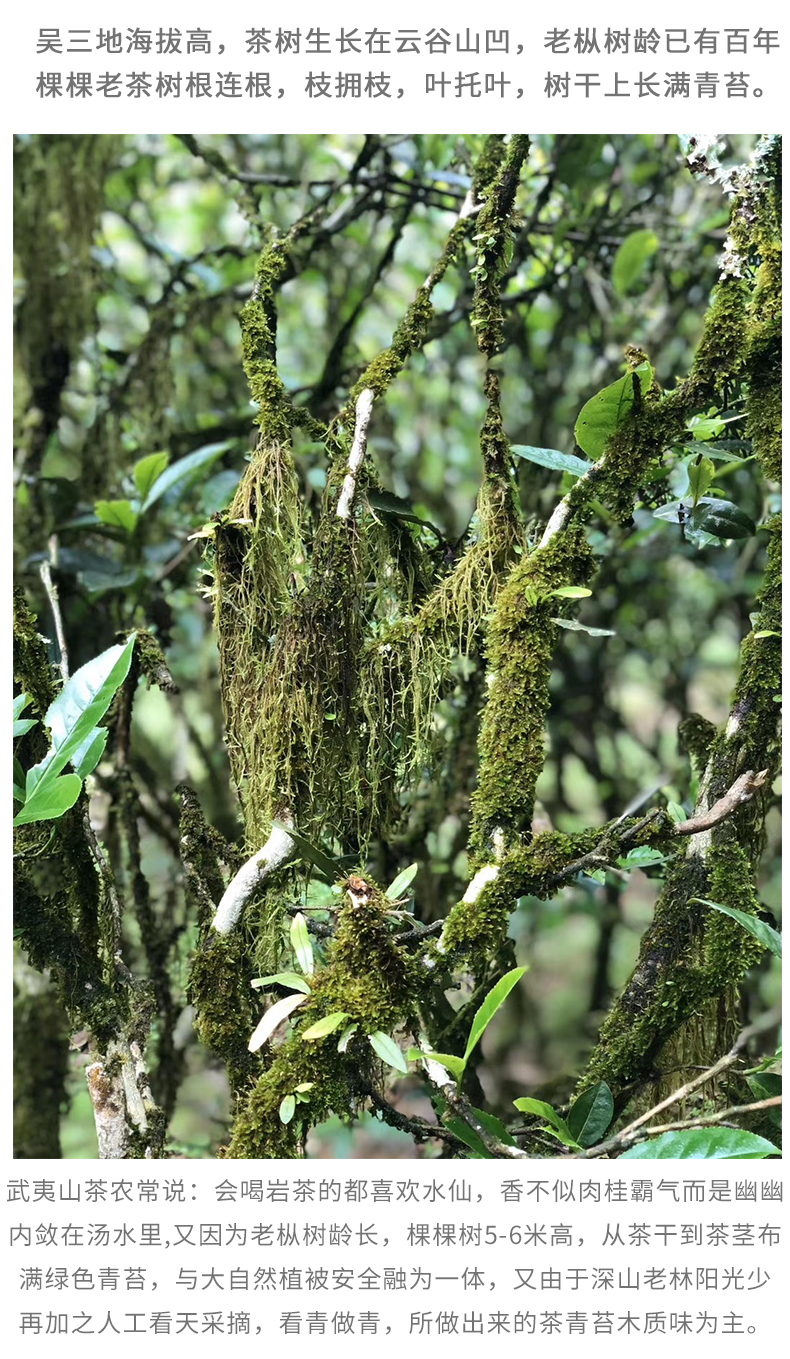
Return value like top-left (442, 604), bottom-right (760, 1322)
top-left (355, 1080), bottom-right (468, 1152)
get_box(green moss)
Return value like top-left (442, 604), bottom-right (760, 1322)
top-left (225, 876), bottom-right (422, 1157)
top-left (689, 277), bottom-right (749, 398)
top-left (744, 236), bottom-right (781, 483)
top-left (470, 135), bottom-right (530, 357)
top-left (678, 713), bottom-right (718, 773)
top-left (470, 522), bottom-right (594, 858)
top-left (188, 931), bottom-right (262, 1098)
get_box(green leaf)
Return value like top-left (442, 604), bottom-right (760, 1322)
top-left (385, 863), bottom-right (418, 901)
top-left (301, 1011), bottom-right (349, 1041)
top-left (575, 365), bottom-right (652, 461)
top-left (463, 966), bottom-right (527, 1063)
top-left (248, 991), bottom-right (308, 1052)
top-left (611, 229), bottom-right (659, 295)
top-left (514, 1096), bottom-right (575, 1143)
top-left (12, 773), bottom-right (82, 826)
top-left (691, 899), bottom-right (782, 959)
top-left (290, 911), bottom-right (314, 977)
top-left (620, 1128), bottom-right (779, 1159)
top-left (94, 499), bottom-right (139, 534)
top-left (747, 1072), bottom-right (781, 1127)
top-left (140, 441), bottom-right (233, 511)
top-left (441, 1106), bottom-right (517, 1156)
top-left (273, 821), bottom-right (341, 883)
top-left (510, 445), bottom-right (593, 478)
top-left (441, 1115), bottom-right (491, 1158)
top-left (687, 455), bottom-right (716, 507)
top-left (692, 498), bottom-right (756, 540)
top-left (409, 1049), bottom-right (467, 1083)
top-left (617, 845), bottom-right (666, 869)
top-left (133, 451), bottom-right (170, 501)
top-left (666, 801), bottom-right (686, 824)
top-left (250, 972), bottom-right (311, 995)
top-left (13, 694), bottom-right (37, 737)
top-left (368, 1031), bottom-right (408, 1074)
top-left (367, 489), bottom-right (442, 538)
top-left (337, 1022), bottom-right (358, 1053)
top-left (295, 1082), bottom-right (314, 1093)
top-left (686, 414), bottom-right (725, 442)
top-left (71, 727), bottom-right (108, 779)
top-left (550, 586), bottom-right (592, 600)
top-left (14, 635), bottom-right (136, 826)
top-left (567, 1081), bottom-right (614, 1148)
top-left (13, 758), bottom-right (26, 803)
top-left (552, 618), bottom-right (615, 638)
top-left (279, 1094), bottom-right (296, 1125)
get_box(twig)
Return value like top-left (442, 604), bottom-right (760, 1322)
top-left (356, 1080), bottom-right (468, 1152)
top-left (672, 768), bottom-right (769, 835)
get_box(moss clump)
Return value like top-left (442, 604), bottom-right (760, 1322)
top-left (688, 277), bottom-right (749, 398)
top-left (744, 234), bottom-right (781, 483)
top-left (225, 876), bottom-right (422, 1157)
top-left (678, 713), bottom-right (718, 773)
top-left (470, 522), bottom-right (594, 859)
top-left (470, 135), bottom-right (530, 357)
top-left (188, 931), bottom-right (262, 1097)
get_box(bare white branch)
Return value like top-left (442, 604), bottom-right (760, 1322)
top-left (336, 388), bottom-right (375, 520)
top-left (211, 815), bottom-right (297, 935)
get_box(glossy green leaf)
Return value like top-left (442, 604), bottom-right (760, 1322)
top-left (612, 229), bottom-right (659, 295)
top-left (301, 1011), bottom-right (349, 1041)
top-left (140, 440), bottom-right (233, 510)
top-left (279, 1094), bottom-right (296, 1125)
top-left (514, 1097), bottom-right (574, 1143)
top-left (408, 1048), bottom-right (466, 1083)
top-left (133, 451), bottom-right (170, 500)
top-left (290, 911), bottom-right (314, 977)
top-left (550, 586), bottom-right (592, 600)
top-left (464, 966), bottom-right (527, 1063)
top-left (385, 863), bottom-right (418, 900)
top-left (617, 845), bottom-right (666, 869)
top-left (511, 445), bottom-right (593, 478)
top-left (575, 363), bottom-right (652, 461)
top-left (12, 773), bottom-right (82, 826)
top-left (692, 498), bottom-right (756, 540)
top-left (71, 727), bottom-right (108, 779)
top-left (94, 499), bottom-right (139, 534)
top-left (691, 899), bottom-right (781, 959)
top-left (368, 1031), bottom-right (408, 1074)
top-left (687, 454), bottom-right (715, 507)
top-left (13, 694), bottom-right (37, 738)
top-left (620, 1127), bottom-right (779, 1159)
top-left (567, 1081), bottom-right (614, 1148)
top-left (250, 972), bottom-right (311, 994)
top-left (15, 635), bottom-right (136, 826)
